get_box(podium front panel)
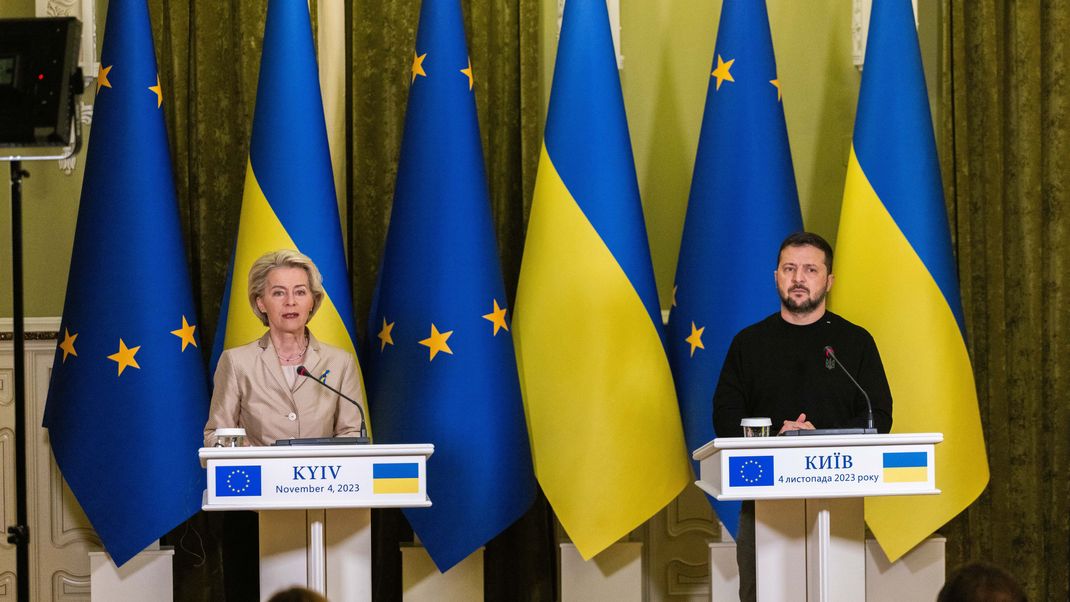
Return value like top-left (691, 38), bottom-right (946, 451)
top-left (200, 444), bottom-right (433, 510)
top-left (693, 433), bottom-right (941, 501)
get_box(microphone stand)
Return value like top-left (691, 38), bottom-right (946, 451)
top-left (825, 346), bottom-right (877, 434)
top-left (297, 366), bottom-right (369, 441)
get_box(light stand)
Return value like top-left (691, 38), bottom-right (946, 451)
top-left (1, 16), bottom-right (84, 602)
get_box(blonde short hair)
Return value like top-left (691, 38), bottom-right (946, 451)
top-left (247, 250), bottom-right (325, 326)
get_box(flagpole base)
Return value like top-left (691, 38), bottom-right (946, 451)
top-left (560, 542), bottom-right (642, 602)
top-left (89, 543), bottom-right (173, 602)
top-left (401, 544), bottom-right (483, 601)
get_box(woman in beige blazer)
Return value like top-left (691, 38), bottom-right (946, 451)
top-left (203, 250), bottom-right (365, 446)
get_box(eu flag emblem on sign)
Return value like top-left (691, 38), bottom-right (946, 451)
top-left (729, 456), bottom-right (775, 487)
top-left (216, 466), bottom-right (262, 497)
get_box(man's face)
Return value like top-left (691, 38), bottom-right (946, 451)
top-left (775, 244), bottom-right (833, 315)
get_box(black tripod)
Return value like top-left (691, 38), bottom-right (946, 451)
top-left (6, 159), bottom-right (31, 602)
top-left (3, 101), bottom-right (83, 602)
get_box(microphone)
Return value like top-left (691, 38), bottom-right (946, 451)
top-left (297, 365), bottom-right (368, 441)
top-left (823, 346), bottom-right (876, 433)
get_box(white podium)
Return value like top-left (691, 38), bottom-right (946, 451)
top-left (693, 433), bottom-right (941, 602)
top-left (200, 444), bottom-right (433, 601)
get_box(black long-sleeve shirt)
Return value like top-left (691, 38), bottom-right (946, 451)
top-left (712, 311), bottom-right (893, 437)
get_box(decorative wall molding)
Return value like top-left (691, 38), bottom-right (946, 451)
top-left (0, 318), bottom-right (62, 341)
top-left (0, 338), bottom-right (98, 599)
top-left (0, 572), bottom-right (13, 601)
top-left (37, 0), bottom-right (99, 175)
top-left (665, 495), bottom-right (718, 538)
top-left (0, 373), bottom-right (11, 405)
top-left (852, 0), bottom-right (918, 69)
top-left (52, 569), bottom-right (91, 600)
top-left (666, 558), bottom-right (709, 597)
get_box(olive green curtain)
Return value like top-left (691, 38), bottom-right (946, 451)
top-left (939, 2), bottom-right (1070, 600)
top-left (348, 0), bottom-right (541, 325)
top-left (148, 0), bottom-right (267, 328)
top-left (145, 1), bottom-right (546, 600)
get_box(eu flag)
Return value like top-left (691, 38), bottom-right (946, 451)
top-left (830, 0), bottom-right (987, 562)
top-left (211, 0), bottom-right (364, 381)
top-left (728, 456), bottom-right (775, 487)
top-left (665, 0), bottom-right (802, 538)
top-left (512, 0), bottom-right (690, 560)
top-left (216, 466), bottom-right (262, 497)
top-left (365, 0), bottom-right (535, 572)
top-left (41, 0), bottom-right (210, 567)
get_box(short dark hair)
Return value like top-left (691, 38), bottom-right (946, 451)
top-left (778, 231), bottom-right (833, 273)
top-left (937, 561), bottom-right (1026, 602)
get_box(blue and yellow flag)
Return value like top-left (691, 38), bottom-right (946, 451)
top-left (665, 0), bottom-right (802, 539)
top-left (41, 0), bottom-right (209, 567)
top-left (365, 0), bottom-right (535, 572)
top-left (512, 0), bottom-right (691, 560)
top-left (830, 0), bottom-right (988, 561)
top-left (212, 0), bottom-right (361, 380)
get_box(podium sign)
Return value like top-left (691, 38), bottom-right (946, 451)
top-left (693, 434), bottom-right (942, 602)
top-left (693, 433), bottom-right (939, 501)
top-left (201, 444), bottom-right (432, 511)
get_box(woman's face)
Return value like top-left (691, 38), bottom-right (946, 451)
top-left (256, 267), bottom-right (314, 336)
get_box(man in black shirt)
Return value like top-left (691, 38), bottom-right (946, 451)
top-left (712, 231), bottom-right (893, 601)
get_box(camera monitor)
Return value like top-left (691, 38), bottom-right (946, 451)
top-left (0, 17), bottom-right (82, 147)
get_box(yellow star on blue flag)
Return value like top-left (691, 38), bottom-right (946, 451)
top-left (365, 0), bottom-right (535, 572)
top-left (665, 0), bottom-right (802, 539)
top-left (43, 0), bottom-right (210, 568)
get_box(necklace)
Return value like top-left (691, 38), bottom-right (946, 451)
top-left (276, 338), bottom-right (309, 363)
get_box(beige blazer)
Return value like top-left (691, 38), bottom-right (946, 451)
top-left (204, 331), bottom-right (366, 446)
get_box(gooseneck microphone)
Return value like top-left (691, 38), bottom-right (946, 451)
top-left (823, 346), bottom-right (876, 433)
top-left (297, 365), bottom-right (368, 440)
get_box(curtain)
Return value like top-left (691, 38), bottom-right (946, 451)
top-left (146, 0), bottom-right (547, 600)
top-left (940, 2), bottom-right (1070, 600)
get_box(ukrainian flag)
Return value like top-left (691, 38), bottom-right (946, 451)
top-left (830, 1), bottom-right (988, 561)
top-left (373, 463), bottom-right (420, 494)
top-left (665, 0), bottom-right (802, 538)
top-left (512, 0), bottom-right (691, 560)
top-left (883, 452), bottom-right (929, 483)
top-left (42, 0), bottom-right (209, 566)
top-left (212, 0), bottom-right (361, 372)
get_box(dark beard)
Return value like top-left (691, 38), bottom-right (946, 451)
top-left (780, 287), bottom-right (827, 315)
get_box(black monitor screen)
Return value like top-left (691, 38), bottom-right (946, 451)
top-left (0, 55), bottom-right (15, 87)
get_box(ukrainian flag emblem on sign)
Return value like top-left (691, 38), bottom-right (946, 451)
top-left (883, 452), bottom-right (928, 483)
top-left (373, 463), bottom-right (420, 494)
